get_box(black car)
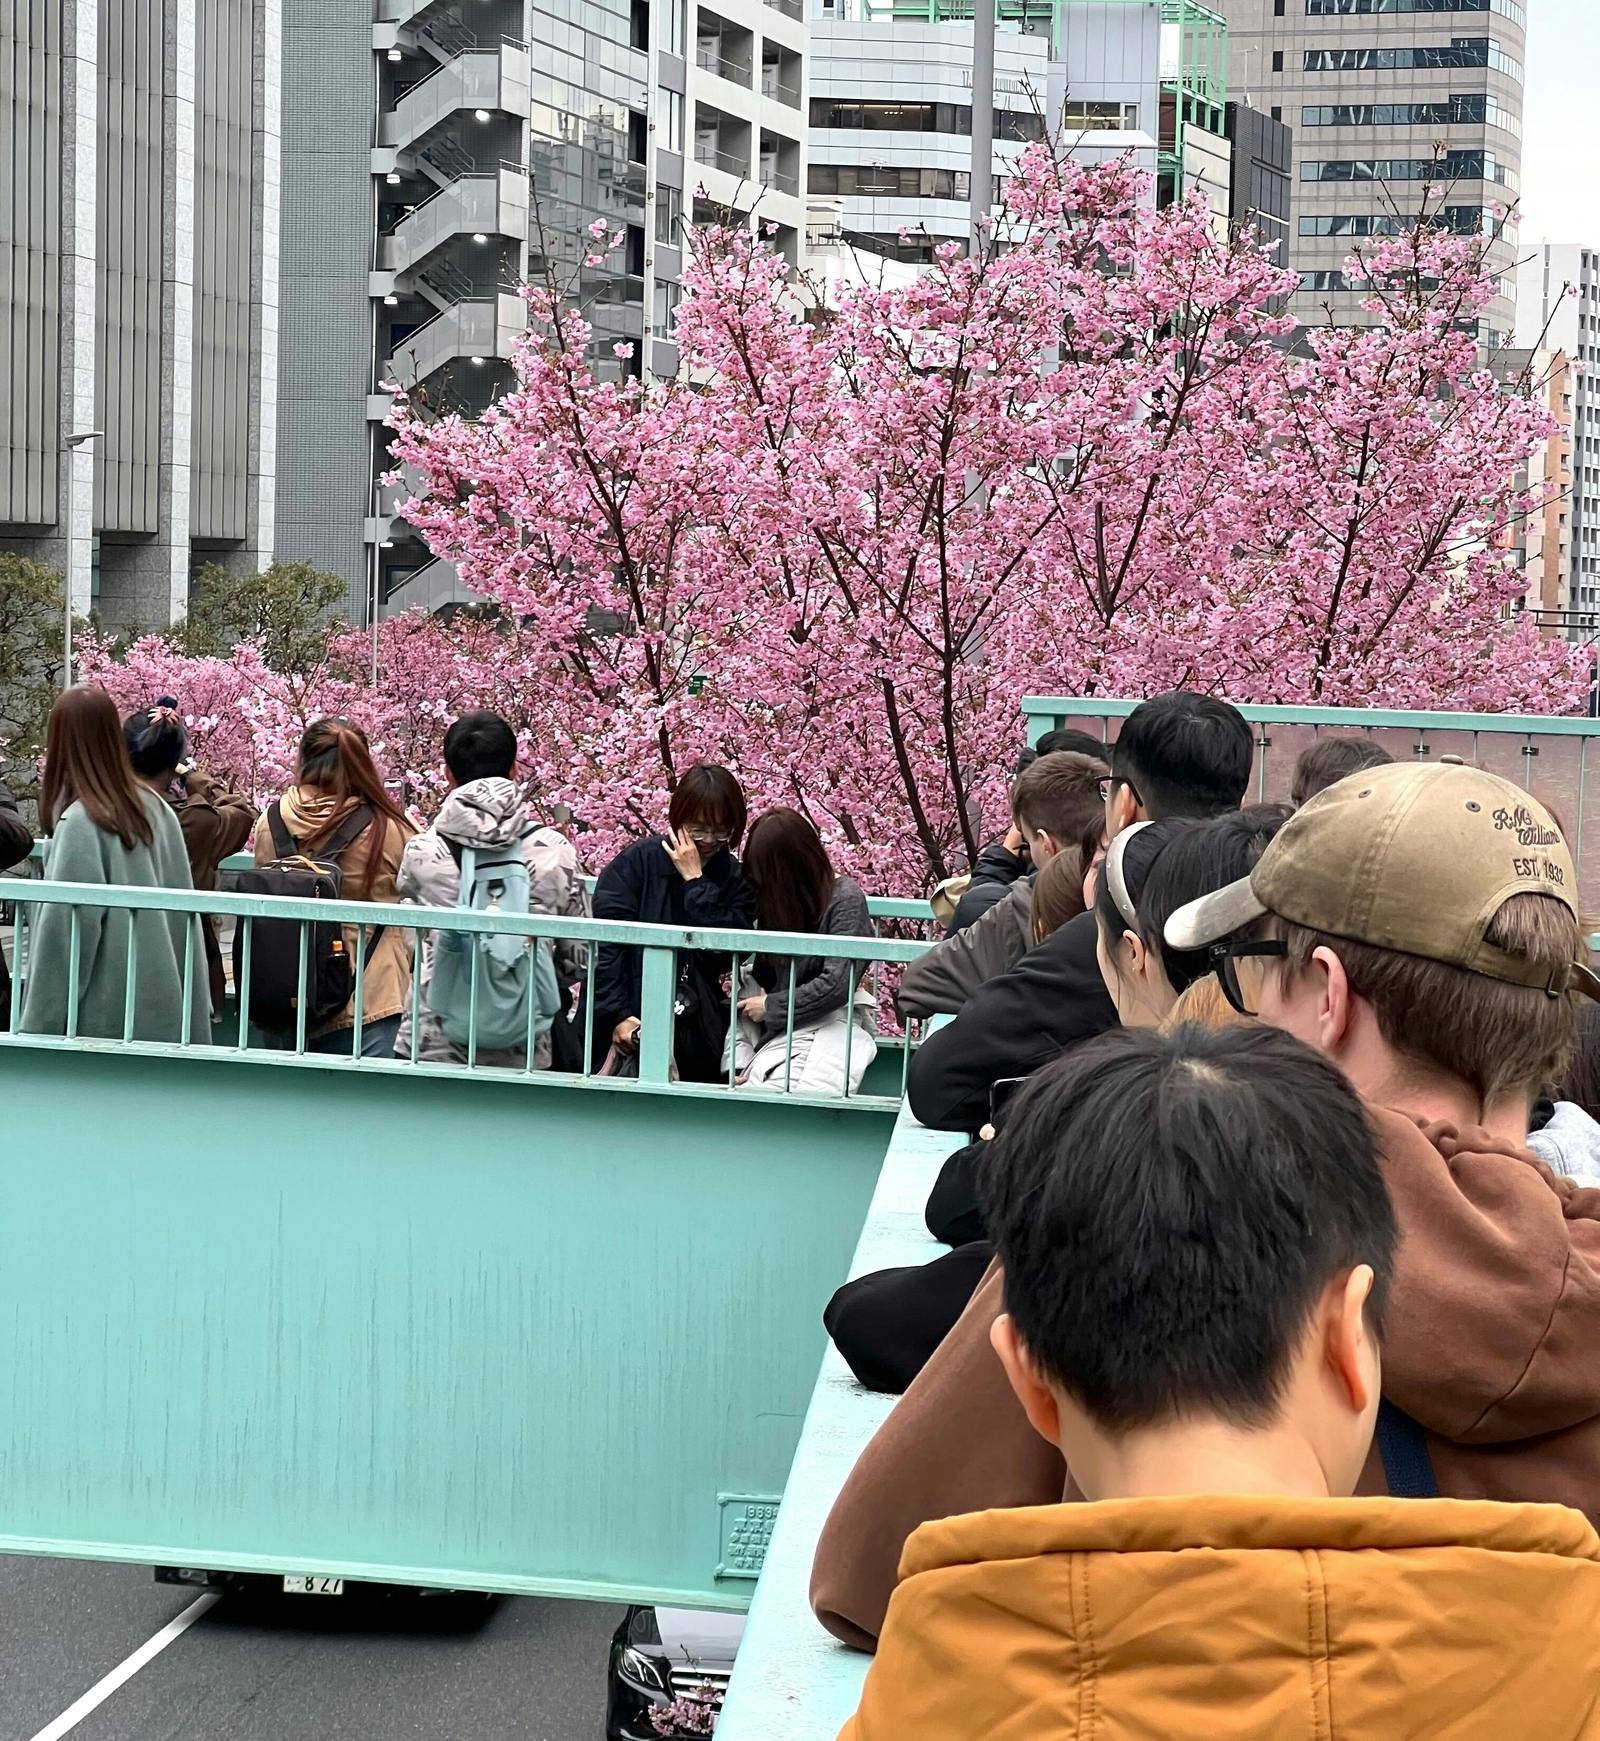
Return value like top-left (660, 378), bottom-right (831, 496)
top-left (605, 1603), bottom-right (744, 1740)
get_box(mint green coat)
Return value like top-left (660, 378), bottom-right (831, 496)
top-left (19, 789), bottom-right (211, 1042)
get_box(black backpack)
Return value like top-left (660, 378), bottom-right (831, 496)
top-left (232, 804), bottom-right (385, 1035)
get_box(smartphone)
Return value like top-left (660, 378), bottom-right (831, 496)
top-left (988, 1075), bottom-right (1030, 1127)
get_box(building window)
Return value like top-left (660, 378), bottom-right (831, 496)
top-left (1271, 105), bottom-right (1282, 120)
top-left (1271, 50), bottom-right (1283, 70)
top-left (808, 163), bottom-right (972, 200)
top-left (655, 184), bottom-right (682, 244)
top-left (628, 109), bottom-right (648, 164)
top-left (1306, 0), bottom-right (1524, 22)
top-left (808, 98), bottom-right (1042, 141)
top-left (1303, 39), bottom-right (1521, 81)
top-left (1299, 151), bottom-right (1515, 188)
top-left (1060, 100), bottom-right (1139, 131)
top-left (1299, 206), bottom-right (1488, 236)
top-left (661, 88), bottom-right (685, 152)
top-left (652, 279), bottom-right (681, 339)
top-left (1300, 94), bottom-right (1520, 136)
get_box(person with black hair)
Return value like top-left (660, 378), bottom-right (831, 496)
top-left (123, 698), bottom-right (257, 1017)
top-left (906, 692), bottom-right (1251, 1133)
top-left (1094, 807), bottom-right (1290, 1031)
top-left (730, 807), bottom-right (877, 1095)
top-left (0, 777), bottom-right (33, 1028)
top-left (1290, 734), bottom-right (1395, 808)
top-left (395, 710), bottom-right (589, 1069)
top-left (589, 764), bottom-right (758, 1082)
top-left (842, 1024), bottom-right (1600, 1741)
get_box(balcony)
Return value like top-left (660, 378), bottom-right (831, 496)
top-left (381, 40), bottom-right (531, 153)
top-left (696, 8), bottom-right (753, 86)
top-left (764, 0), bottom-right (803, 17)
top-left (388, 291), bottom-right (528, 389)
top-left (381, 554), bottom-right (476, 616)
top-left (760, 43), bottom-right (802, 108)
top-left (377, 164), bottom-right (529, 274)
top-left (695, 102), bottom-right (751, 181)
top-left (758, 129), bottom-right (801, 198)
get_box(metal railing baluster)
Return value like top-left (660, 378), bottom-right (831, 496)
top-left (236, 917), bottom-right (253, 1050)
top-left (180, 919), bottom-right (195, 1048)
top-left (728, 951), bottom-right (740, 1089)
top-left (638, 946), bottom-right (675, 1084)
top-left (295, 922), bottom-right (309, 1055)
top-left (123, 914), bottom-right (139, 1042)
top-left (467, 924), bottom-right (481, 1070)
top-left (409, 928), bottom-right (422, 1064)
top-left (783, 959), bottom-right (797, 1094)
top-left (65, 909), bottom-right (81, 1040)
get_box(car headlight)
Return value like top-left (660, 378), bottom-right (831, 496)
top-left (618, 1646), bottom-right (668, 1693)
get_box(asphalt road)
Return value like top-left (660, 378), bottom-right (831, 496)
top-left (0, 1557), bottom-right (622, 1741)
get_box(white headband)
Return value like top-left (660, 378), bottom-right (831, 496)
top-left (1104, 820), bottom-right (1155, 931)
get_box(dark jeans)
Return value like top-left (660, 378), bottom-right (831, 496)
top-left (307, 1013), bottom-right (403, 1059)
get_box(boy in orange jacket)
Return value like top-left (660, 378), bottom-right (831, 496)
top-left (839, 1023), bottom-right (1600, 1741)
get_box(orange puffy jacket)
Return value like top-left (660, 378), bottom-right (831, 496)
top-left (839, 1494), bottom-right (1600, 1740)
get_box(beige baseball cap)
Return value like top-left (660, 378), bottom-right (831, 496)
top-left (1165, 761), bottom-right (1597, 996)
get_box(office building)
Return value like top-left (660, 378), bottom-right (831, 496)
top-left (1, 0), bottom-right (281, 630)
top-left (806, 0), bottom-right (1243, 260)
top-left (1226, 97), bottom-right (1291, 263)
top-left (277, 0), bottom-right (806, 624)
top-left (1518, 245), bottom-right (1600, 630)
top-left (1215, 0), bottom-right (1524, 340)
top-left (1488, 346), bottom-right (1575, 633)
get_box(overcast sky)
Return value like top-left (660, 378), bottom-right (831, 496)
top-left (1518, 0), bottom-right (1600, 243)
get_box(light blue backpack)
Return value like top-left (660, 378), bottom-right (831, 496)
top-left (427, 845), bottom-right (560, 1051)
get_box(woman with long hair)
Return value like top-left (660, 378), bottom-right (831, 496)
top-left (589, 764), bottom-right (757, 1082)
top-left (251, 717), bottom-right (416, 1056)
top-left (19, 686), bottom-right (209, 1041)
top-left (733, 806), bottom-right (877, 1096)
top-left (123, 698), bottom-right (257, 1018)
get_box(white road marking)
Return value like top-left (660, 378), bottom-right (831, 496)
top-left (27, 1591), bottom-right (220, 1741)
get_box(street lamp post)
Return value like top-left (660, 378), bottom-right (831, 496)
top-left (969, 0), bottom-right (995, 255)
top-left (62, 430), bottom-right (102, 687)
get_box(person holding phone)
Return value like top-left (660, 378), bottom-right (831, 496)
top-left (588, 764), bottom-right (758, 1082)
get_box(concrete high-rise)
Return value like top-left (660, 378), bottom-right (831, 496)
top-left (1215, 0), bottom-right (1524, 342)
top-left (1518, 245), bottom-right (1600, 628)
top-left (0, 0), bottom-right (281, 630)
top-left (279, 0), bottom-right (808, 624)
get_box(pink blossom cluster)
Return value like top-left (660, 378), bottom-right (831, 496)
top-left (82, 148), bottom-right (1587, 894)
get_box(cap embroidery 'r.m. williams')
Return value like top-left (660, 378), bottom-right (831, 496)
top-left (1493, 805), bottom-right (1562, 848)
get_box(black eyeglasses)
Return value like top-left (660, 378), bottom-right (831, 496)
top-left (1209, 938), bottom-right (1289, 1017)
top-left (1098, 775), bottom-right (1141, 808)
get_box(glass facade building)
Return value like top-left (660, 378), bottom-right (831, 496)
top-left (1211, 0), bottom-right (1525, 337)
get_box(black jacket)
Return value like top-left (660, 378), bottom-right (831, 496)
top-left (947, 840), bottom-right (1027, 934)
top-left (906, 908), bottom-right (1116, 1133)
top-left (589, 834), bottom-right (757, 1045)
top-left (0, 781), bottom-right (35, 1028)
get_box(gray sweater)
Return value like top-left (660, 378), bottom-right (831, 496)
top-left (757, 875), bottom-right (874, 1034)
top-left (21, 789), bottom-right (210, 1042)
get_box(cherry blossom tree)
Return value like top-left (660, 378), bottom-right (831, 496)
top-left (78, 146), bottom-right (1586, 893)
top-left (386, 146), bottom-right (1584, 888)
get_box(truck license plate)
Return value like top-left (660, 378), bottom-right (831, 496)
top-left (282, 1576), bottom-right (345, 1596)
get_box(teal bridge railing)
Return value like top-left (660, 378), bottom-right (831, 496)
top-left (5, 694), bottom-right (1599, 1730)
top-left (0, 880), bottom-right (929, 1613)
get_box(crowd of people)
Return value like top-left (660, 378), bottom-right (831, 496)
top-left (3, 685), bottom-right (878, 1091)
top-left (817, 690), bottom-right (1600, 1738)
top-left (15, 681), bottom-right (1600, 1732)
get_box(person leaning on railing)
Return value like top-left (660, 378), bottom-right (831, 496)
top-left (250, 718), bottom-right (416, 1059)
top-left (16, 686), bottom-right (209, 1044)
top-left (122, 698), bottom-right (258, 1019)
top-left (0, 775), bottom-right (34, 1028)
top-left (729, 807), bottom-right (877, 1096)
top-left (587, 764), bottom-right (757, 1083)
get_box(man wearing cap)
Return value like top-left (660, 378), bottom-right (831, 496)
top-left (810, 761), bottom-right (1600, 1652)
